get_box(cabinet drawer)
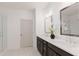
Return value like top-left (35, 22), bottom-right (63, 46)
top-left (37, 37), bottom-right (43, 42)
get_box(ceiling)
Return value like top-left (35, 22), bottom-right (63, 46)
top-left (0, 2), bottom-right (48, 10)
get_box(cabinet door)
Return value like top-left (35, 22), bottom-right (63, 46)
top-left (42, 44), bottom-right (47, 56)
top-left (47, 47), bottom-right (59, 56)
top-left (37, 37), bottom-right (43, 55)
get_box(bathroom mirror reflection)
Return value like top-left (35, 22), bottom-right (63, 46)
top-left (60, 2), bottom-right (79, 36)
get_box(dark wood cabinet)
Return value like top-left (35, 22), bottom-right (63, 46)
top-left (37, 36), bottom-right (73, 56)
top-left (47, 47), bottom-right (58, 56)
top-left (42, 40), bottom-right (48, 56)
top-left (47, 42), bottom-right (73, 56)
top-left (37, 37), bottom-right (43, 55)
top-left (37, 37), bottom-right (47, 56)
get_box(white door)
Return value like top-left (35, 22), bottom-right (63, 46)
top-left (21, 20), bottom-right (33, 48)
top-left (0, 16), bottom-right (3, 51)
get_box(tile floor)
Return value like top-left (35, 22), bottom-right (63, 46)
top-left (1, 47), bottom-right (41, 56)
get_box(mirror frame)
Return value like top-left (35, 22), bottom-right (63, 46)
top-left (60, 2), bottom-right (79, 37)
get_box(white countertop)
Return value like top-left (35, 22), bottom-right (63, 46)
top-left (38, 34), bottom-right (79, 56)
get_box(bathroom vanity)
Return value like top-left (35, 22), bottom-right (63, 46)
top-left (37, 34), bottom-right (79, 56)
top-left (37, 36), bottom-right (73, 56)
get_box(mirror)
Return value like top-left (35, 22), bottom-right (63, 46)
top-left (44, 16), bottom-right (52, 33)
top-left (60, 2), bottom-right (79, 36)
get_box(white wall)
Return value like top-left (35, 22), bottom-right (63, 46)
top-left (36, 8), bottom-right (45, 36)
top-left (32, 8), bottom-right (44, 50)
top-left (0, 7), bottom-right (34, 49)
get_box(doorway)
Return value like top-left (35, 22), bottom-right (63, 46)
top-left (20, 19), bottom-right (33, 48)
